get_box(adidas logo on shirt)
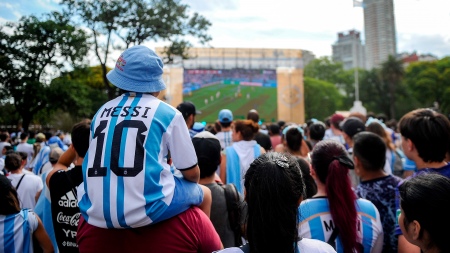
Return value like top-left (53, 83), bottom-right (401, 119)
top-left (58, 191), bottom-right (77, 208)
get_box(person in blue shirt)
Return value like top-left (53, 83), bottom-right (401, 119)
top-left (353, 132), bottom-right (402, 253)
top-left (396, 108), bottom-right (450, 253)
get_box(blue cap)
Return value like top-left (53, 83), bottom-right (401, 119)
top-left (106, 45), bottom-right (166, 93)
top-left (218, 109), bottom-right (233, 123)
top-left (192, 122), bottom-right (205, 132)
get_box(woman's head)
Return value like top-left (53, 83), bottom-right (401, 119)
top-left (311, 140), bottom-right (353, 184)
top-left (295, 158), bottom-right (317, 199)
top-left (232, 120), bottom-right (259, 141)
top-left (0, 174), bottom-right (20, 215)
top-left (366, 122), bottom-right (395, 151)
top-left (310, 140), bottom-right (360, 252)
top-left (399, 173), bottom-right (450, 252)
top-left (244, 152), bottom-right (305, 253)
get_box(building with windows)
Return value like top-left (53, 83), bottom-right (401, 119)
top-left (363, 0), bottom-right (397, 69)
top-left (332, 30), bottom-right (366, 70)
top-left (155, 47), bottom-right (315, 70)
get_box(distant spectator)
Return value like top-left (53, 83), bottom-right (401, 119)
top-left (323, 114), bottom-right (345, 145)
top-left (247, 109), bottom-right (271, 151)
top-left (268, 124), bottom-right (282, 149)
top-left (177, 101), bottom-right (201, 138)
top-left (220, 120), bottom-right (265, 194)
top-left (307, 121), bottom-right (326, 148)
top-left (216, 109), bottom-right (234, 150)
top-left (5, 153), bottom-right (43, 209)
top-left (16, 132), bottom-right (34, 171)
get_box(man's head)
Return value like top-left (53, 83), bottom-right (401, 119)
top-left (353, 132), bottom-right (386, 173)
top-left (71, 119), bottom-right (91, 158)
top-left (106, 45), bottom-right (166, 94)
top-left (177, 101), bottom-right (199, 129)
top-left (16, 152), bottom-right (27, 168)
top-left (20, 132), bottom-right (28, 141)
top-left (399, 108), bottom-right (450, 163)
top-left (192, 131), bottom-right (221, 179)
top-left (309, 121), bottom-right (326, 141)
top-left (218, 109), bottom-right (233, 128)
top-left (49, 148), bottom-right (64, 164)
top-left (269, 124), bottom-right (280, 136)
top-left (247, 109), bottom-right (259, 123)
top-left (5, 153), bottom-right (22, 172)
top-left (341, 117), bottom-right (365, 145)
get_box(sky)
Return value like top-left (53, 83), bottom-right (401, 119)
top-left (1, 0), bottom-right (449, 60)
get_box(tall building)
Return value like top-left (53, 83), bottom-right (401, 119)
top-left (363, 0), bottom-right (397, 69)
top-left (332, 30), bottom-right (366, 70)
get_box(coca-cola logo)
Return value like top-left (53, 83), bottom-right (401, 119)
top-left (57, 212), bottom-right (80, 226)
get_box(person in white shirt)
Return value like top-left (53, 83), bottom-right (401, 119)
top-left (5, 153), bottom-right (43, 209)
top-left (16, 133), bottom-right (34, 171)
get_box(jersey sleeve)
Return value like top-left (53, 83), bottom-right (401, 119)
top-left (167, 114), bottom-right (198, 170)
top-left (28, 210), bottom-right (39, 232)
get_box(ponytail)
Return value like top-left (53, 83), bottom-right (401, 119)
top-left (326, 160), bottom-right (359, 253)
top-left (311, 140), bottom-right (361, 253)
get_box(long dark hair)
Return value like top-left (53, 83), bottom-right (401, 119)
top-left (311, 140), bottom-right (360, 253)
top-left (399, 173), bottom-right (450, 252)
top-left (0, 174), bottom-right (21, 215)
top-left (244, 152), bottom-right (305, 253)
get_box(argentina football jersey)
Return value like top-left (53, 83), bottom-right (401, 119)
top-left (298, 198), bottom-right (383, 253)
top-left (78, 92), bottom-right (198, 229)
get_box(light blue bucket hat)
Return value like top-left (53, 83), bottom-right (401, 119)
top-left (106, 45), bottom-right (166, 93)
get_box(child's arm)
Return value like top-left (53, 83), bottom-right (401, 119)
top-left (33, 214), bottom-right (54, 253)
top-left (180, 165), bottom-right (200, 183)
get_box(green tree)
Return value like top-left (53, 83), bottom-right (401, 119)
top-left (61, 0), bottom-right (212, 100)
top-left (0, 12), bottom-right (90, 130)
top-left (49, 66), bottom-right (109, 119)
top-left (304, 77), bottom-right (344, 120)
top-left (405, 57), bottom-right (450, 114)
top-left (380, 55), bottom-right (405, 119)
top-left (304, 57), bottom-right (355, 108)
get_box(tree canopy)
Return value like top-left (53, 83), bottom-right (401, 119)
top-left (0, 12), bottom-right (90, 130)
top-left (60, 0), bottom-right (212, 99)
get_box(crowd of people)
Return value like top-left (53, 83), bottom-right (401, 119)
top-left (1, 45), bottom-right (450, 253)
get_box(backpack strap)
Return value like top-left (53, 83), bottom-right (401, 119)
top-left (15, 174), bottom-right (26, 190)
top-left (221, 183), bottom-right (243, 247)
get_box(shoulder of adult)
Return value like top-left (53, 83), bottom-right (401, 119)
top-left (213, 248), bottom-right (243, 253)
top-left (298, 238), bottom-right (337, 253)
top-left (356, 198), bottom-right (380, 219)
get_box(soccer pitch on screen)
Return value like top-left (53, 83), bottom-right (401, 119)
top-left (184, 83), bottom-right (277, 123)
top-left (183, 69), bottom-right (278, 124)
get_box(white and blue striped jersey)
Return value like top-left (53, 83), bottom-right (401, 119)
top-left (0, 209), bottom-right (38, 253)
top-left (216, 130), bottom-right (233, 150)
top-left (78, 93), bottom-right (198, 229)
top-left (299, 198), bottom-right (383, 253)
